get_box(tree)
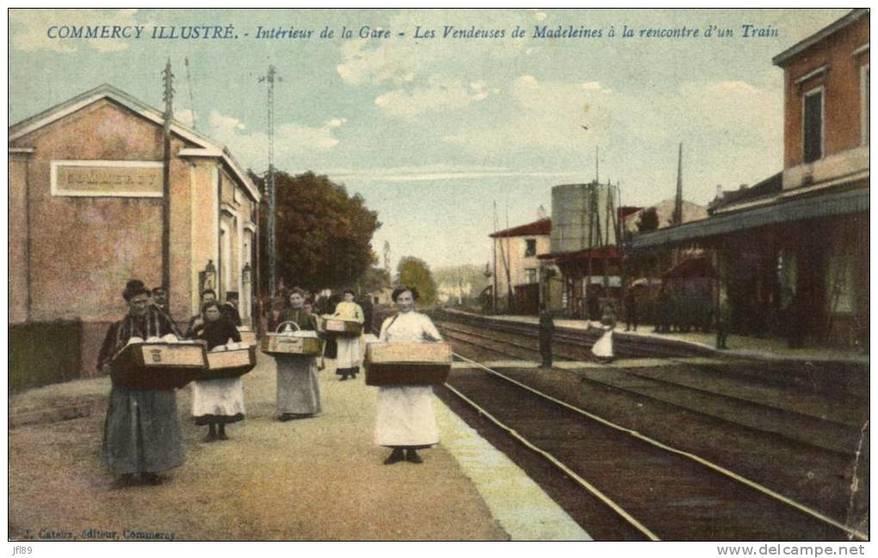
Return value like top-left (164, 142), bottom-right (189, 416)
top-left (361, 266), bottom-right (391, 294)
top-left (637, 207), bottom-right (659, 233)
top-left (253, 171), bottom-right (381, 293)
top-left (397, 256), bottom-right (438, 305)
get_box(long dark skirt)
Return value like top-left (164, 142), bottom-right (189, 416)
top-left (102, 386), bottom-right (185, 475)
top-left (276, 356), bottom-right (322, 415)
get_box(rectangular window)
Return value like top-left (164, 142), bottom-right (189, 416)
top-left (525, 268), bottom-right (537, 284)
top-left (861, 64), bottom-right (869, 145)
top-left (803, 88), bottom-right (823, 163)
top-left (524, 238), bottom-right (537, 257)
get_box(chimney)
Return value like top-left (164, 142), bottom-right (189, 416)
top-left (715, 185), bottom-right (723, 199)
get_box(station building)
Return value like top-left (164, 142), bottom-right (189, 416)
top-left (9, 84), bottom-right (260, 385)
top-left (630, 9), bottom-right (869, 347)
top-left (489, 217), bottom-right (558, 315)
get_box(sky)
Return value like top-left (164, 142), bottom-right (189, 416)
top-left (9, 8), bottom-right (851, 270)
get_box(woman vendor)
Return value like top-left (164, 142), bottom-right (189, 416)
top-left (188, 300), bottom-right (245, 442)
top-left (274, 288), bottom-right (322, 421)
top-left (332, 289), bottom-right (365, 381)
top-left (97, 279), bottom-right (185, 487)
top-left (374, 286), bottom-right (443, 465)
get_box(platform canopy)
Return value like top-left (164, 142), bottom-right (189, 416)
top-left (629, 187), bottom-right (868, 250)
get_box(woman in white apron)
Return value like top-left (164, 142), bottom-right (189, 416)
top-left (189, 300), bottom-right (245, 441)
top-left (591, 303), bottom-right (616, 364)
top-left (374, 286), bottom-right (443, 465)
top-left (332, 289), bottom-right (365, 381)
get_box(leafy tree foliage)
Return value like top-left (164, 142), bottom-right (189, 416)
top-left (361, 266), bottom-right (391, 293)
top-left (637, 207), bottom-right (660, 233)
top-left (397, 256), bottom-right (438, 305)
top-left (253, 171), bottom-right (381, 293)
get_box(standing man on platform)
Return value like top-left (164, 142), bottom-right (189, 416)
top-left (538, 305), bottom-right (555, 368)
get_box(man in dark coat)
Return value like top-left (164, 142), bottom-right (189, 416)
top-left (222, 291), bottom-right (243, 327)
top-left (357, 293), bottom-right (374, 335)
top-left (538, 305), bottom-right (555, 368)
top-left (624, 285), bottom-right (639, 332)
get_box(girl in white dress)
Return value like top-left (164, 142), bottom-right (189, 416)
top-left (375, 286), bottom-right (443, 465)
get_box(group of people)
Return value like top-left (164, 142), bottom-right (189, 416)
top-left (99, 279), bottom-right (443, 487)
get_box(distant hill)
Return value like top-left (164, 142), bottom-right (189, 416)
top-left (433, 264), bottom-right (491, 303)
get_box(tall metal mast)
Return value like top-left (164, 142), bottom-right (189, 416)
top-left (673, 142), bottom-right (684, 226)
top-left (161, 59), bottom-right (174, 302)
top-left (259, 65), bottom-right (281, 296)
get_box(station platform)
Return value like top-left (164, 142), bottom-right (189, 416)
top-left (445, 309), bottom-right (868, 365)
top-left (9, 339), bottom-right (590, 541)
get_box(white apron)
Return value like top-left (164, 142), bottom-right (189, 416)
top-left (373, 311), bottom-right (443, 447)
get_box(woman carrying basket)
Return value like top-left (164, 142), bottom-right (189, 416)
top-left (275, 288), bottom-right (322, 421)
top-left (375, 286), bottom-right (443, 465)
top-left (188, 300), bottom-right (244, 442)
top-left (332, 289), bottom-right (365, 381)
top-left (97, 279), bottom-right (185, 487)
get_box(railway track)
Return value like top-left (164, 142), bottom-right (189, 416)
top-left (432, 309), bottom-right (868, 400)
top-left (438, 322), bottom-right (863, 457)
top-left (437, 352), bottom-right (868, 541)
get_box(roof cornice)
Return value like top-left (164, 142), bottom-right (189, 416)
top-left (9, 83), bottom-right (260, 202)
top-left (773, 9), bottom-right (869, 67)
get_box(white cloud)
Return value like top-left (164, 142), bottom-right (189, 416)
top-left (678, 80), bottom-right (780, 137)
top-left (440, 75), bottom-right (779, 167)
top-left (442, 75), bottom-right (615, 152)
top-left (203, 111), bottom-right (348, 171)
top-left (336, 39), bottom-right (418, 86)
top-left (335, 10), bottom-right (532, 87)
top-left (325, 163), bottom-right (578, 182)
top-left (175, 109), bottom-right (197, 128)
top-left (11, 9), bottom-right (140, 53)
top-left (374, 78), bottom-right (494, 119)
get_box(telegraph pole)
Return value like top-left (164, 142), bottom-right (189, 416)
top-left (673, 142), bottom-right (684, 226)
top-left (161, 59), bottom-right (174, 302)
top-left (259, 65), bottom-right (281, 296)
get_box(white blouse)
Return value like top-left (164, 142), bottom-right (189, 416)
top-left (378, 311), bottom-right (442, 343)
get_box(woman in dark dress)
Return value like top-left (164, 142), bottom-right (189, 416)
top-left (189, 300), bottom-right (244, 442)
top-left (97, 279), bottom-right (185, 487)
top-left (274, 288), bottom-right (323, 420)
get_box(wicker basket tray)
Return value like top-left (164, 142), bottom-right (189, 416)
top-left (320, 316), bottom-right (363, 337)
top-left (365, 342), bottom-right (453, 386)
top-left (193, 346), bottom-right (258, 380)
top-left (110, 342), bottom-right (207, 390)
top-left (260, 322), bottom-right (322, 356)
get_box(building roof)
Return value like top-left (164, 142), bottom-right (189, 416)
top-left (9, 83), bottom-right (260, 202)
top-left (490, 218), bottom-right (551, 238)
top-left (773, 9), bottom-right (869, 67)
top-left (539, 245), bottom-right (621, 263)
top-left (708, 172), bottom-right (783, 214)
top-left (630, 185), bottom-right (868, 250)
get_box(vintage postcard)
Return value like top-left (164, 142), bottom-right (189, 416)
top-left (7, 7), bottom-right (870, 555)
